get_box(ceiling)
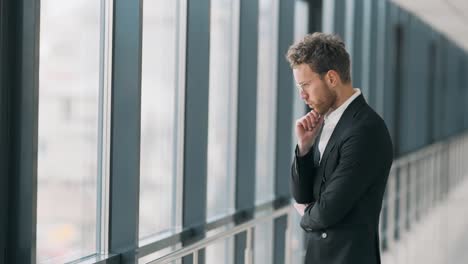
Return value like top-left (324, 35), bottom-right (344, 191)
top-left (390, 0), bottom-right (468, 51)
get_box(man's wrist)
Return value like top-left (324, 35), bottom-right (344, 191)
top-left (297, 143), bottom-right (312, 157)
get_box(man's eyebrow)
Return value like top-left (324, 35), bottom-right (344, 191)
top-left (297, 80), bottom-right (309, 86)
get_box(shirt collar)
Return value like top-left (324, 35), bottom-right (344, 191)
top-left (324, 88), bottom-right (361, 123)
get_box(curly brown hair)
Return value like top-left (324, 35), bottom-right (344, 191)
top-left (286, 32), bottom-right (351, 83)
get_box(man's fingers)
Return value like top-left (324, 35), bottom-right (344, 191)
top-left (306, 115), bottom-right (315, 130)
top-left (302, 116), bottom-right (312, 131)
top-left (308, 110), bottom-right (318, 120)
top-left (297, 119), bottom-right (308, 131)
top-left (296, 111), bottom-right (322, 132)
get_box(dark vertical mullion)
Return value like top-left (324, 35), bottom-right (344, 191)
top-left (182, 0), bottom-right (210, 264)
top-left (375, 0), bottom-right (386, 116)
top-left (108, 0), bottom-right (143, 263)
top-left (307, 0), bottom-right (322, 33)
top-left (333, 0), bottom-right (345, 38)
top-left (234, 0), bottom-right (258, 263)
top-left (427, 41), bottom-right (436, 144)
top-left (0, 0), bottom-right (9, 262)
top-left (465, 54), bottom-right (468, 129)
top-left (361, 0), bottom-right (371, 100)
top-left (433, 35), bottom-right (444, 142)
top-left (437, 37), bottom-right (450, 138)
top-left (352, 0), bottom-right (363, 88)
top-left (368, 0), bottom-right (378, 108)
top-left (274, 0), bottom-right (294, 263)
top-left (448, 43), bottom-right (458, 137)
top-left (404, 18), bottom-right (421, 153)
top-left (6, 0), bottom-right (40, 263)
top-left (458, 58), bottom-right (465, 132)
top-left (382, 0), bottom-right (393, 129)
top-left (0, 0), bottom-right (7, 261)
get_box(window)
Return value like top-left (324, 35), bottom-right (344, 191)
top-left (139, 0), bottom-right (186, 242)
top-left (205, 226), bottom-right (235, 264)
top-left (289, 2), bottom-right (310, 263)
top-left (254, 219), bottom-right (274, 264)
top-left (37, 0), bottom-right (102, 262)
top-left (206, 0), bottom-right (239, 262)
top-left (206, 0), bottom-right (240, 221)
top-left (255, 0), bottom-right (279, 206)
top-left (253, 0), bottom-right (279, 262)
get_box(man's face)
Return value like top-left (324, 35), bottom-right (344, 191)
top-left (293, 64), bottom-right (336, 115)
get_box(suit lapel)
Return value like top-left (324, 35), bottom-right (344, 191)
top-left (320, 94), bottom-right (366, 167)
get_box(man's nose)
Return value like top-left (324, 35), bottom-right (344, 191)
top-left (300, 90), bottom-right (308, 99)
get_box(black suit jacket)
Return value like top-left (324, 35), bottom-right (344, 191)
top-left (290, 94), bottom-right (393, 264)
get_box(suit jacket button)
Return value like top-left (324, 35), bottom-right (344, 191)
top-left (321, 232), bottom-right (327, 239)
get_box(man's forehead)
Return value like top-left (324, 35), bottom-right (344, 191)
top-left (294, 65), bottom-right (320, 79)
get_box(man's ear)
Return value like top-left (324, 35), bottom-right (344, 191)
top-left (326, 70), bottom-right (339, 87)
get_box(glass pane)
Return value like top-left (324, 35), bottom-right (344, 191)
top-left (37, 0), bottom-right (101, 262)
top-left (139, 0), bottom-right (183, 240)
top-left (205, 226), bottom-right (234, 264)
top-left (290, 210), bottom-right (307, 264)
top-left (255, 0), bottom-right (279, 205)
top-left (290, 2), bottom-right (309, 263)
top-left (138, 244), bottom-right (182, 264)
top-left (254, 219), bottom-right (274, 264)
top-left (206, 0), bottom-right (238, 221)
top-left (291, 0), bottom-right (309, 139)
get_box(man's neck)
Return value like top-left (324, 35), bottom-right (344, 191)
top-left (331, 85), bottom-right (355, 110)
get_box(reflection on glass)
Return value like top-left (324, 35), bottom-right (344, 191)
top-left (37, 0), bottom-right (100, 262)
top-left (206, 0), bottom-right (238, 221)
top-left (139, 0), bottom-right (182, 241)
top-left (255, 0), bottom-right (279, 205)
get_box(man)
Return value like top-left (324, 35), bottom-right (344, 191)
top-left (287, 32), bottom-right (393, 264)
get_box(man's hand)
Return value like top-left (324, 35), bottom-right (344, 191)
top-left (295, 110), bottom-right (324, 156)
top-left (293, 202), bottom-right (310, 216)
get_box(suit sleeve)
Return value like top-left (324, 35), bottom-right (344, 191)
top-left (300, 130), bottom-right (381, 231)
top-left (290, 143), bottom-right (319, 204)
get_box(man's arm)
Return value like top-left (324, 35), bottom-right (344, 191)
top-left (300, 130), bottom-right (382, 231)
top-left (290, 144), bottom-right (318, 204)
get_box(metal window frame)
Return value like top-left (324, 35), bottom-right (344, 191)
top-left (4, 0), bottom-right (40, 263)
top-left (361, 0), bottom-right (371, 101)
top-left (351, 0), bottom-right (363, 88)
top-left (307, 0), bottom-right (322, 33)
top-left (108, 0), bottom-right (143, 263)
top-left (181, 0), bottom-right (210, 263)
top-left (97, 0), bottom-right (114, 255)
top-left (0, 0), bottom-right (10, 262)
top-left (367, 0), bottom-right (378, 108)
top-left (174, 0), bottom-right (188, 242)
top-left (333, 0), bottom-right (346, 38)
top-left (375, 0), bottom-right (387, 116)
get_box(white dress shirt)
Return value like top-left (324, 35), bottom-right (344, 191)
top-left (318, 88), bottom-right (361, 164)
